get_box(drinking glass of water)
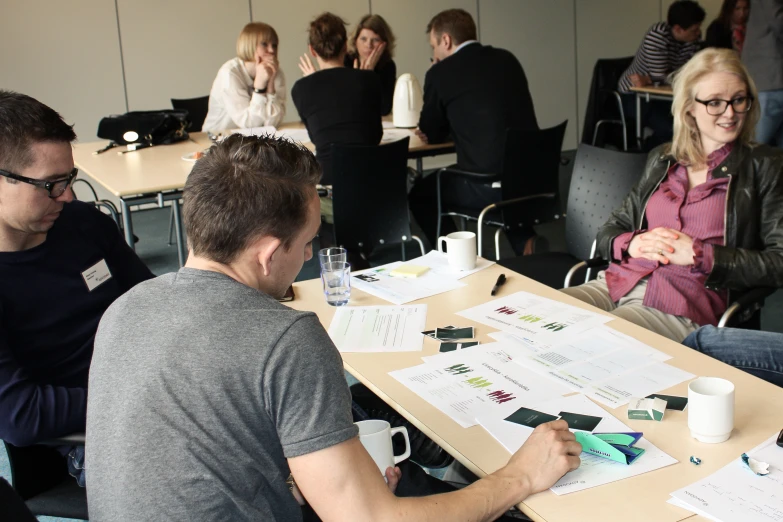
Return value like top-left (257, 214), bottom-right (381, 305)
top-left (321, 261), bottom-right (351, 306)
top-left (318, 247), bottom-right (347, 268)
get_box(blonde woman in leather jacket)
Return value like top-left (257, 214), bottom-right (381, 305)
top-left (562, 48), bottom-right (783, 342)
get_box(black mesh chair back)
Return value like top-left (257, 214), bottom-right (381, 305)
top-left (171, 95), bottom-right (210, 132)
top-left (331, 137), bottom-right (413, 261)
top-left (3, 441), bottom-right (89, 519)
top-left (498, 121), bottom-right (568, 229)
top-left (565, 144), bottom-right (648, 260)
top-left (0, 478), bottom-right (38, 522)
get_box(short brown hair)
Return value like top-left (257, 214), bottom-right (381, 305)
top-left (183, 135), bottom-right (321, 264)
top-left (309, 12), bottom-right (348, 60)
top-left (349, 14), bottom-right (396, 64)
top-left (236, 22), bottom-right (279, 62)
top-left (0, 90), bottom-right (76, 173)
top-left (426, 9), bottom-right (477, 46)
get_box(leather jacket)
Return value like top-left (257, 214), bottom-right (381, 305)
top-left (597, 142), bottom-right (783, 295)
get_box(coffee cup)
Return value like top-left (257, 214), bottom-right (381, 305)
top-left (688, 377), bottom-right (735, 443)
top-left (356, 420), bottom-right (411, 477)
top-left (437, 231), bottom-right (477, 271)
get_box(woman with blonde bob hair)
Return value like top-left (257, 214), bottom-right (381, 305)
top-left (344, 14), bottom-right (397, 115)
top-left (203, 22), bottom-right (286, 132)
top-left (562, 48), bottom-right (783, 343)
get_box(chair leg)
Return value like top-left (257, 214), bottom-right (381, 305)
top-left (167, 207), bottom-right (175, 246)
top-left (494, 228), bottom-right (503, 261)
top-left (412, 235), bottom-right (426, 256)
top-left (401, 240), bottom-right (407, 261)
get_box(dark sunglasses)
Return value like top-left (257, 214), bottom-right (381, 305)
top-left (0, 168), bottom-right (78, 198)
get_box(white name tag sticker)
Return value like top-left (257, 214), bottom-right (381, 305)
top-left (82, 259), bottom-right (113, 291)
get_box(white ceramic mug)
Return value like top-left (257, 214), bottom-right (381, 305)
top-left (688, 377), bottom-right (735, 443)
top-left (437, 231), bottom-right (477, 271)
top-left (356, 420), bottom-right (411, 477)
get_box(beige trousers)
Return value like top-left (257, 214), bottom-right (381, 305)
top-left (560, 271), bottom-right (699, 342)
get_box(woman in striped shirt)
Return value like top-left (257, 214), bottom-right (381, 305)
top-left (563, 48), bottom-right (783, 342)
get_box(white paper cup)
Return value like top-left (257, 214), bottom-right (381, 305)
top-left (356, 420), bottom-right (411, 477)
top-left (688, 377), bottom-right (735, 443)
top-left (437, 231), bottom-right (477, 271)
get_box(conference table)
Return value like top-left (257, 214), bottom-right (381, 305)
top-left (288, 262), bottom-right (783, 522)
top-left (72, 124), bottom-right (455, 267)
top-left (628, 85), bottom-right (674, 148)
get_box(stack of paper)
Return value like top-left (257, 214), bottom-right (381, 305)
top-left (510, 326), bottom-right (694, 407)
top-left (231, 126), bottom-right (277, 137)
top-left (478, 394), bottom-right (678, 495)
top-left (352, 262), bottom-right (467, 304)
top-left (669, 434), bottom-right (783, 522)
top-left (389, 342), bottom-right (570, 428)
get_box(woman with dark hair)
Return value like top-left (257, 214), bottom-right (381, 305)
top-left (344, 14), bottom-right (397, 115)
top-left (292, 12), bottom-right (383, 184)
top-left (704, 0), bottom-right (750, 52)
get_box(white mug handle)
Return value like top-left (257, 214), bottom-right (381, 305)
top-left (390, 426), bottom-right (411, 464)
top-left (437, 236), bottom-right (448, 253)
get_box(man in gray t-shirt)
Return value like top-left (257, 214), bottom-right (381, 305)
top-left (87, 134), bottom-right (582, 521)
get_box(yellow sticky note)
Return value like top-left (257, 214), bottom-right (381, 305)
top-left (389, 264), bottom-right (430, 278)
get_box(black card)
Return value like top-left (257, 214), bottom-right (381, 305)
top-left (435, 327), bottom-right (474, 340)
top-left (439, 341), bottom-right (480, 353)
top-left (504, 407), bottom-right (559, 428)
top-left (646, 394), bottom-right (688, 411)
top-left (557, 411), bottom-right (602, 432)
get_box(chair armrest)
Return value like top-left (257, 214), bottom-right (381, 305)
top-left (718, 287), bottom-right (776, 328)
top-left (563, 257), bottom-right (609, 288)
top-left (476, 193), bottom-right (556, 257)
top-left (38, 432), bottom-right (86, 446)
top-left (437, 167), bottom-right (497, 181)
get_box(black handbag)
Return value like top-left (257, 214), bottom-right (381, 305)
top-left (96, 110), bottom-right (191, 153)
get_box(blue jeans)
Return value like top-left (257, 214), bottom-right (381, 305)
top-left (67, 445), bottom-right (86, 488)
top-left (755, 89), bottom-right (783, 148)
top-left (682, 326), bottom-right (783, 387)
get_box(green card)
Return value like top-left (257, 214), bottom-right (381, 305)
top-left (646, 394), bottom-right (688, 411)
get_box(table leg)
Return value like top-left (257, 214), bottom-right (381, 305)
top-left (416, 157), bottom-right (423, 175)
top-left (171, 198), bottom-right (186, 267)
top-left (120, 199), bottom-right (135, 250)
top-left (636, 94), bottom-right (642, 149)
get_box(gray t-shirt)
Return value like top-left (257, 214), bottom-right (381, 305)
top-left (86, 268), bottom-right (357, 521)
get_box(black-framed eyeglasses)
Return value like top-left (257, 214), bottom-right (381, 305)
top-left (0, 168), bottom-right (78, 198)
top-left (694, 96), bottom-right (754, 115)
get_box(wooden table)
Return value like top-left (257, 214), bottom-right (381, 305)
top-left (72, 126), bottom-right (454, 267)
top-left (629, 85), bottom-right (674, 148)
top-left (288, 263), bottom-right (782, 522)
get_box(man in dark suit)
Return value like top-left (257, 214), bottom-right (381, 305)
top-left (409, 9), bottom-right (540, 252)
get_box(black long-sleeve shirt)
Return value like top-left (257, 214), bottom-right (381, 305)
top-left (344, 54), bottom-right (397, 115)
top-left (0, 201), bottom-right (153, 445)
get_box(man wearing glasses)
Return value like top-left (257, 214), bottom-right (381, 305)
top-left (0, 90), bottom-right (153, 485)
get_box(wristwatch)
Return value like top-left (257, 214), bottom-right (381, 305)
top-left (253, 87), bottom-right (267, 94)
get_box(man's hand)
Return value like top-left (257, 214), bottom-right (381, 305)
top-left (355, 42), bottom-right (387, 71)
top-left (298, 54), bottom-right (317, 77)
top-left (629, 73), bottom-right (652, 87)
top-left (415, 128), bottom-right (429, 144)
top-left (628, 227), bottom-right (681, 264)
top-left (385, 466), bottom-right (402, 494)
top-left (501, 420), bottom-right (581, 496)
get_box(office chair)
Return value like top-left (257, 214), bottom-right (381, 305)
top-left (171, 95), bottom-right (210, 132)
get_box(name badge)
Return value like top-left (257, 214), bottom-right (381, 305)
top-left (82, 259), bottom-right (113, 291)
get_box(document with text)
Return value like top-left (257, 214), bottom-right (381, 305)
top-left (328, 305), bottom-right (426, 353)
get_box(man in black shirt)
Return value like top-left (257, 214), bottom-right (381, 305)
top-left (410, 9), bottom-right (539, 251)
top-left (0, 90), bottom-right (153, 483)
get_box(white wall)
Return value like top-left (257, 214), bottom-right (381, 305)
top-left (2, 0), bottom-right (716, 147)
